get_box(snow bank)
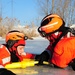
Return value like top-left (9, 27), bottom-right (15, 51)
top-left (0, 37), bottom-right (2, 39)
top-left (0, 37), bottom-right (5, 40)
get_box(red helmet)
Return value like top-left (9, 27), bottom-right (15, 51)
top-left (38, 14), bottom-right (65, 37)
top-left (6, 30), bottom-right (28, 52)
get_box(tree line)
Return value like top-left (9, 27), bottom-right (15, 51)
top-left (37, 0), bottom-right (75, 26)
top-left (0, 0), bottom-right (75, 38)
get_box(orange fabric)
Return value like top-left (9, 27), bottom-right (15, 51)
top-left (51, 37), bottom-right (75, 68)
top-left (0, 44), bottom-right (35, 66)
top-left (0, 45), bottom-right (11, 66)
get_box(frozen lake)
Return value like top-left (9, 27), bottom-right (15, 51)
top-left (25, 39), bottom-right (49, 54)
top-left (0, 39), bottom-right (75, 75)
top-left (0, 38), bottom-right (49, 54)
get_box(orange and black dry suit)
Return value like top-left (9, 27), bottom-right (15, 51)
top-left (51, 37), bottom-right (75, 68)
top-left (46, 28), bottom-right (75, 68)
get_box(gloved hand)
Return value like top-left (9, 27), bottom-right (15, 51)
top-left (35, 51), bottom-right (50, 65)
top-left (71, 63), bottom-right (75, 71)
top-left (70, 59), bottom-right (75, 71)
top-left (0, 68), bottom-right (16, 75)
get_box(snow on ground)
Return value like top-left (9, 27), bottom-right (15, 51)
top-left (0, 37), bottom-right (5, 40)
top-left (32, 36), bottom-right (47, 40)
top-left (0, 37), bottom-right (3, 39)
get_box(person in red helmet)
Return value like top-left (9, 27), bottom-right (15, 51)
top-left (36, 14), bottom-right (75, 71)
top-left (5, 30), bottom-right (34, 62)
top-left (0, 30), bottom-right (35, 74)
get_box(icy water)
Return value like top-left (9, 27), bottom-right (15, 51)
top-left (0, 39), bottom-right (75, 75)
top-left (25, 39), bottom-right (49, 54)
top-left (0, 39), bottom-right (49, 54)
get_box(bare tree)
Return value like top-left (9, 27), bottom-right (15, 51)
top-left (52, 0), bottom-right (71, 26)
top-left (37, 0), bottom-right (51, 16)
top-left (37, 0), bottom-right (75, 26)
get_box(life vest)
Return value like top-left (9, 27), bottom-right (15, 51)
top-left (0, 45), bottom-right (11, 66)
top-left (51, 37), bottom-right (75, 68)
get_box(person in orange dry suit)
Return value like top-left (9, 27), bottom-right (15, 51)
top-left (35, 14), bottom-right (75, 71)
top-left (0, 30), bottom-right (35, 75)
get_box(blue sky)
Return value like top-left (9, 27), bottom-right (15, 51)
top-left (1, 0), bottom-right (39, 25)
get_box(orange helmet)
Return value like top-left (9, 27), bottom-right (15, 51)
top-left (6, 30), bottom-right (27, 43)
top-left (38, 14), bottom-right (65, 37)
top-left (6, 30), bottom-right (28, 52)
top-left (5, 30), bottom-right (28, 62)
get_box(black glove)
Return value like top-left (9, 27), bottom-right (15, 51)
top-left (11, 52), bottom-right (19, 62)
top-left (70, 59), bottom-right (75, 71)
top-left (35, 51), bottom-right (50, 65)
top-left (71, 63), bottom-right (75, 71)
top-left (0, 68), bottom-right (16, 75)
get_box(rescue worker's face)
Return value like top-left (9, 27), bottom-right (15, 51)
top-left (17, 46), bottom-right (25, 55)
